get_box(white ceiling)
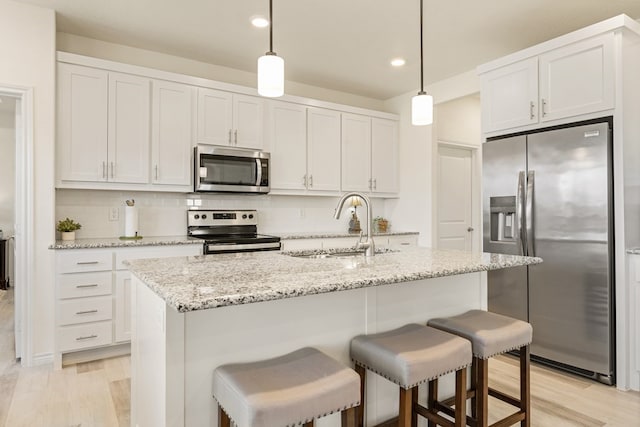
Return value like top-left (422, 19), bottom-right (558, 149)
top-left (13, 0), bottom-right (640, 100)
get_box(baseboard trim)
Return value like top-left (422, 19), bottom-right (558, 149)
top-left (32, 352), bottom-right (54, 366)
top-left (62, 343), bottom-right (131, 367)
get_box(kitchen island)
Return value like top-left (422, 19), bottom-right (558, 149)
top-left (127, 247), bottom-right (541, 427)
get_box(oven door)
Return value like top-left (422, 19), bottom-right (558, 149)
top-left (194, 146), bottom-right (270, 193)
top-left (203, 235), bottom-right (281, 254)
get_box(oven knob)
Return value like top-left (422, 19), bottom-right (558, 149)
top-left (242, 214), bottom-right (247, 219)
top-left (194, 214), bottom-right (200, 219)
top-left (249, 214), bottom-right (254, 219)
top-left (202, 214), bottom-right (207, 219)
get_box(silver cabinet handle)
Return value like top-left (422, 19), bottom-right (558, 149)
top-left (373, 179), bottom-right (377, 191)
top-left (368, 179), bottom-right (372, 190)
top-left (76, 309), bottom-right (98, 315)
top-left (526, 170), bottom-right (535, 256)
top-left (309, 175), bottom-right (313, 188)
top-left (228, 129), bottom-right (233, 145)
top-left (77, 261), bottom-right (99, 265)
top-left (234, 130), bottom-right (238, 145)
top-left (303, 174), bottom-right (308, 187)
top-left (517, 171), bottom-right (526, 256)
top-left (530, 101), bottom-right (535, 120)
top-left (541, 98), bottom-right (547, 117)
top-left (76, 334), bottom-right (98, 341)
top-left (102, 161), bottom-right (106, 179)
top-left (467, 227), bottom-right (474, 232)
top-left (76, 284), bottom-right (98, 289)
top-left (110, 162), bottom-right (114, 178)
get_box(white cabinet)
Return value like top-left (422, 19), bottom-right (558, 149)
top-left (307, 107), bottom-right (341, 191)
top-left (342, 114), bottom-right (399, 195)
top-left (151, 80), bottom-right (194, 187)
top-left (115, 271), bottom-right (132, 342)
top-left (197, 88), bottom-right (264, 149)
top-left (480, 34), bottom-right (615, 134)
top-left (57, 63), bottom-right (151, 184)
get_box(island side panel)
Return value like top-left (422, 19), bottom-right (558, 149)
top-left (131, 276), bottom-right (185, 427)
top-left (182, 272), bottom-right (486, 427)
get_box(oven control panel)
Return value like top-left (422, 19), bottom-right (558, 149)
top-left (187, 209), bottom-right (258, 227)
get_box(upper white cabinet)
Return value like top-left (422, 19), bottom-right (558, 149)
top-left (58, 63), bottom-right (151, 184)
top-left (268, 103), bottom-right (341, 193)
top-left (151, 80), bottom-right (194, 187)
top-left (480, 33), bottom-right (615, 134)
top-left (197, 88), bottom-right (264, 149)
top-left (342, 114), bottom-right (398, 195)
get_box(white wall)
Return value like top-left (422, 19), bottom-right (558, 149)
top-left (56, 32), bottom-right (387, 112)
top-left (0, 109), bottom-right (15, 236)
top-left (435, 95), bottom-right (481, 146)
top-left (0, 0), bottom-right (56, 362)
top-left (56, 190), bottom-right (388, 238)
top-left (383, 71), bottom-right (480, 247)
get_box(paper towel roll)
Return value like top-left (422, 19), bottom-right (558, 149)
top-left (124, 206), bottom-right (139, 237)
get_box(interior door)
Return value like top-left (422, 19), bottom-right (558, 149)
top-left (482, 136), bottom-right (528, 321)
top-left (437, 145), bottom-right (473, 250)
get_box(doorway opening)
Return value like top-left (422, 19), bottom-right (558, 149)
top-left (0, 86), bottom-right (34, 367)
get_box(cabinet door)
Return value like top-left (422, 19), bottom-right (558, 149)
top-left (308, 107), bottom-right (341, 192)
top-left (197, 88), bottom-right (233, 145)
top-left (108, 72), bottom-right (150, 183)
top-left (371, 118), bottom-right (398, 194)
top-left (57, 63), bottom-right (108, 182)
top-left (341, 113), bottom-right (371, 192)
top-left (115, 270), bottom-right (132, 343)
top-left (480, 57), bottom-right (538, 133)
top-left (539, 34), bottom-right (614, 122)
top-left (233, 94), bottom-right (264, 149)
top-left (151, 80), bottom-right (193, 187)
top-left (268, 101), bottom-right (307, 190)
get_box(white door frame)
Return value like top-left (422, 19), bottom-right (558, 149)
top-left (432, 140), bottom-right (482, 252)
top-left (1, 84), bottom-right (34, 366)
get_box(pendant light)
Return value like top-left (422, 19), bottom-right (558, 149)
top-left (257, 0), bottom-right (284, 97)
top-left (411, 0), bottom-right (433, 126)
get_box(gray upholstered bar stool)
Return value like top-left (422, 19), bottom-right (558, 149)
top-left (428, 310), bottom-right (533, 427)
top-left (212, 347), bottom-right (360, 427)
top-left (350, 323), bottom-right (472, 427)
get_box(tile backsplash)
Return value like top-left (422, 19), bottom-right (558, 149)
top-left (55, 189), bottom-right (387, 239)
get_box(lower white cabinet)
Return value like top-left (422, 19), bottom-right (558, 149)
top-left (55, 244), bottom-right (201, 368)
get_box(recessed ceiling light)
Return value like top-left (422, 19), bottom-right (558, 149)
top-left (251, 16), bottom-right (270, 28)
top-left (391, 58), bottom-right (406, 67)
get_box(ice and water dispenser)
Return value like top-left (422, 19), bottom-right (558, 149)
top-left (490, 196), bottom-right (517, 242)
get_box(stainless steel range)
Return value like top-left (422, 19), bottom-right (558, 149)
top-left (187, 209), bottom-right (281, 254)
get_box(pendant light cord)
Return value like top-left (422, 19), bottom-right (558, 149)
top-left (269, 0), bottom-right (274, 53)
top-left (419, 0), bottom-right (424, 94)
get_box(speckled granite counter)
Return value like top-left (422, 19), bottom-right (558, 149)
top-left (49, 235), bottom-right (202, 249)
top-left (126, 247), bottom-right (542, 312)
top-left (277, 231), bottom-right (419, 239)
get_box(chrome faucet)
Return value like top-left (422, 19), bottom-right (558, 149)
top-left (334, 192), bottom-right (375, 257)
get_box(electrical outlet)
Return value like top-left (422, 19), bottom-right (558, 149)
top-left (109, 207), bottom-right (119, 221)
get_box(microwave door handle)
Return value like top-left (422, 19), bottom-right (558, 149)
top-left (256, 158), bottom-right (262, 186)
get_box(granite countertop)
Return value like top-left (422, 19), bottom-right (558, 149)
top-left (49, 235), bottom-right (202, 250)
top-left (126, 247), bottom-right (543, 313)
top-left (276, 231), bottom-right (419, 239)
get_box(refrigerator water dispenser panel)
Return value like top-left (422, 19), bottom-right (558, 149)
top-left (490, 196), bottom-right (516, 242)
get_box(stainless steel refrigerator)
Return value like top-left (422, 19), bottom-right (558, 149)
top-left (483, 119), bottom-right (614, 384)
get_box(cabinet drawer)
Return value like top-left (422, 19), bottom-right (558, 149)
top-left (57, 321), bottom-right (113, 352)
top-left (387, 235), bottom-right (418, 247)
top-left (58, 271), bottom-right (113, 299)
top-left (57, 251), bottom-right (113, 273)
top-left (114, 245), bottom-right (201, 270)
top-left (58, 296), bottom-right (113, 326)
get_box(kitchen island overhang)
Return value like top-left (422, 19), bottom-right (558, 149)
top-left (128, 247), bottom-right (541, 427)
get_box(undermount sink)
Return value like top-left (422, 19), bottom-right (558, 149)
top-left (285, 248), bottom-right (397, 259)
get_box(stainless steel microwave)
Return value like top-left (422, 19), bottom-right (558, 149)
top-left (194, 146), bottom-right (270, 193)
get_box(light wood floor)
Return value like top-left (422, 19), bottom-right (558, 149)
top-left (1, 289), bottom-right (639, 426)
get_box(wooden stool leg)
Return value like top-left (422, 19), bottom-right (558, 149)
top-left (520, 345), bottom-right (531, 427)
top-left (471, 357), bottom-right (478, 419)
top-left (303, 422), bottom-right (314, 427)
top-left (455, 368), bottom-right (467, 427)
top-left (411, 387), bottom-right (419, 427)
top-left (218, 405), bottom-right (231, 427)
top-left (476, 357), bottom-right (489, 427)
top-left (399, 387), bottom-right (413, 427)
top-left (427, 378), bottom-right (438, 427)
top-left (342, 407), bottom-right (357, 427)
top-left (355, 364), bottom-right (366, 427)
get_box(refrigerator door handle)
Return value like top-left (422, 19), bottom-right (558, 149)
top-left (526, 170), bottom-right (535, 256)
top-left (517, 171), bottom-right (526, 255)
